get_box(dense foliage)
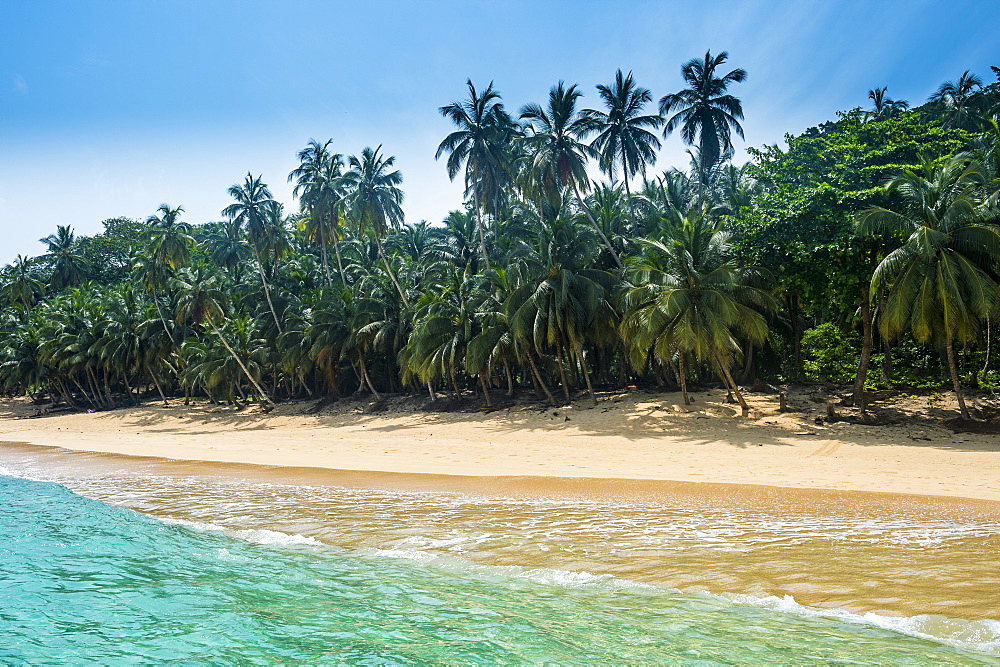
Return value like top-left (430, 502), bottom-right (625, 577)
top-left (3, 58), bottom-right (999, 418)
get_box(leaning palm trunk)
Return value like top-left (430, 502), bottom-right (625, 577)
top-left (206, 313), bottom-right (272, 406)
top-left (716, 352), bottom-right (750, 417)
top-left (479, 366), bottom-right (493, 407)
top-left (146, 362), bottom-right (168, 406)
top-left (571, 181), bottom-right (623, 269)
top-left (572, 339), bottom-right (598, 405)
top-left (525, 349), bottom-right (556, 406)
top-left (153, 288), bottom-right (176, 346)
top-left (357, 355), bottom-right (381, 400)
top-left (251, 244), bottom-right (283, 334)
top-left (554, 338), bottom-right (572, 403)
top-left (945, 336), bottom-right (970, 420)
top-left (371, 229), bottom-right (409, 308)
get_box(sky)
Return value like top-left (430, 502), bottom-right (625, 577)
top-left (1, 0), bottom-right (997, 266)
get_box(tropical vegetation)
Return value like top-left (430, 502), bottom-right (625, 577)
top-left (2, 56), bottom-right (999, 421)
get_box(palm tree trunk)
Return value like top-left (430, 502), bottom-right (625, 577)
top-left (147, 362), bottom-right (168, 406)
top-left (571, 181), bottom-right (623, 269)
top-left (525, 350), bottom-right (556, 406)
top-left (503, 360), bottom-right (514, 397)
top-left (554, 338), bottom-right (572, 404)
top-left (850, 283), bottom-right (874, 412)
top-left (473, 188), bottom-right (491, 270)
top-left (677, 353), bottom-right (691, 406)
top-left (329, 204), bottom-right (346, 283)
top-left (316, 209), bottom-right (333, 287)
top-left (153, 287), bottom-right (177, 346)
top-left (427, 379), bottom-right (436, 401)
top-left (479, 368), bottom-right (493, 407)
top-left (371, 229), bottom-right (409, 308)
top-left (449, 364), bottom-right (461, 398)
top-left (251, 245), bottom-right (283, 333)
top-left (716, 352), bottom-right (750, 417)
top-left (206, 313), bottom-right (272, 405)
top-left (358, 354), bottom-right (381, 400)
top-left (945, 336), bottom-right (970, 420)
top-left (572, 339), bottom-right (598, 405)
top-left (982, 316), bottom-right (992, 377)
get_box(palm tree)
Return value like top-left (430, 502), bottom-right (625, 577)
top-left (222, 173), bottom-right (283, 332)
top-left (621, 206), bottom-right (774, 416)
top-left (437, 80), bottom-right (516, 268)
top-left (289, 139), bottom-right (349, 284)
top-left (858, 153), bottom-right (999, 419)
top-left (929, 70), bottom-right (984, 130)
top-left (206, 220), bottom-right (251, 282)
top-left (659, 50), bottom-right (747, 185)
top-left (866, 87), bottom-right (909, 121)
top-left (2, 255), bottom-right (44, 310)
top-left (146, 204), bottom-right (194, 269)
top-left (345, 146), bottom-right (409, 307)
top-left (584, 69), bottom-right (662, 197)
top-left (520, 82), bottom-right (622, 269)
top-left (174, 267), bottom-right (272, 406)
top-left (505, 215), bottom-right (618, 405)
top-left (40, 225), bottom-right (90, 288)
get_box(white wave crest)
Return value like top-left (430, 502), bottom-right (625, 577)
top-left (719, 592), bottom-right (1000, 657)
top-left (362, 546), bottom-right (999, 657)
top-left (159, 516), bottom-right (322, 547)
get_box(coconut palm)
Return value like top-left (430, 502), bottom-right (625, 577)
top-left (584, 69), bottom-right (662, 197)
top-left (2, 255), bottom-right (44, 310)
top-left (929, 70), bottom-right (984, 130)
top-left (621, 206), bottom-right (774, 416)
top-left (520, 82), bottom-right (622, 269)
top-left (866, 87), bottom-right (909, 121)
top-left (206, 220), bottom-right (251, 282)
top-left (222, 172), bottom-right (283, 332)
top-left (289, 139), bottom-right (350, 284)
top-left (437, 80), bottom-right (516, 267)
top-left (659, 51), bottom-right (747, 185)
top-left (146, 204), bottom-right (194, 269)
top-left (345, 146), bottom-right (409, 307)
top-left (40, 225), bottom-right (90, 288)
top-left (505, 215), bottom-right (618, 404)
top-left (858, 153), bottom-right (1000, 419)
top-left (174, 267), bottom-right (272, 406)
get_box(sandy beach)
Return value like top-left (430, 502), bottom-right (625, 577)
top-left (3, 388), bottom-right (998, 503)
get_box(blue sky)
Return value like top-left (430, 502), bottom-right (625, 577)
top-left (1, 0), bottom-right (997, 265)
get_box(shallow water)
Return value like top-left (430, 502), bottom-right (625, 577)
top-left (1, 443), bottom-right (998, 662)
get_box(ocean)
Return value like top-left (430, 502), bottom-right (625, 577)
top-left (1, 445), bottom-right (998, 663)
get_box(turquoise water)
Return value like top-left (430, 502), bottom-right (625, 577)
top-left (1, 472), bottom-right (997, 663)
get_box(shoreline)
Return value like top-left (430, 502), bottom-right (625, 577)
top-left (3, 440), bottom-right (1000, 521)
top-left (2, 389), bottom-right (999, 503)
